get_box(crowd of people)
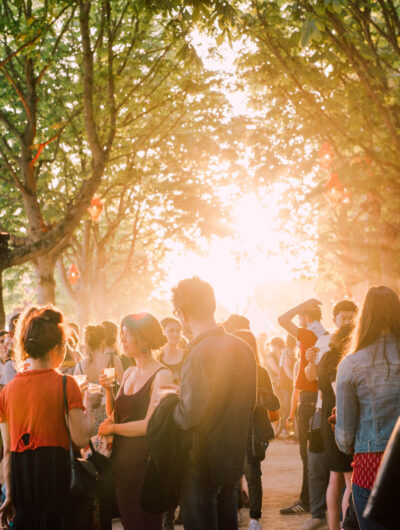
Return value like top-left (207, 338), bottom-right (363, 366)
top-left (0, 278), bottom-right (398, 530)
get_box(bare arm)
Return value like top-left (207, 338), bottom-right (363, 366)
top-left (100, 366), bottom-right (133, 416)
top-left (68, 399), bottom-right (94, 448)
top-left (100, 368), bottom-right (173, 438)
top-left (0, 423), bottom-right (15, 525)
top-left (278, 298), bottom-right (321, 337)
top-left (304, 359), bottom-right (318, 382)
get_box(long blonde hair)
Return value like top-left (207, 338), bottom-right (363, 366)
top-left (345, 286), bottom-right (400, 363)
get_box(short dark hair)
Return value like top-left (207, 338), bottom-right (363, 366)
top-left (161, 317), bottom-right (181, 329)
top-left (122, 313), bottom-right (167, 351)
top-left (85, 325), bottom-right (106, 352)
top-left (333, 300), bottom-right (358, 319)
top-left (300, 306), bottom-right (322, 322)
top-left (172, 277), bottom-right (216, 320)
top-left (102, 320), bottom-right (118, 347)
top-left (271, 336), bottom-right (285, 349)
top-left (8, 313), bottom-right (20, 336)
top-left (223, 314), bottom-right (250, 332)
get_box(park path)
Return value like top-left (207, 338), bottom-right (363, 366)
top-left (113, 438), bottom-right (327, 529)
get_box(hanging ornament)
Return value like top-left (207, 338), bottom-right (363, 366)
top-left (324, 172), bottom-right (343, 192)
top-left (324, 173), bottom-right (350, 205)
top-left (319, 142), bottom-right (334, 170)
top-left (87, 195), bottom-right (103, 222)
top-left (67, 264), bottom-right (80, 285)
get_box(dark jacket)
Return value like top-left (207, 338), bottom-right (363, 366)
top-left (140, 394), bottom-right (191, 514)
top-left (173, 327), bottom-right (257, 485)
top-left (250, 365), bottom-right (280, 460)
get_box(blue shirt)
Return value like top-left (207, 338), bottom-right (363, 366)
top-left (335, 336), bottom-right (400, 454)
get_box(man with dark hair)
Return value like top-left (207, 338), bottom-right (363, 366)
top-left (172, 277), bottom-right (257, 530)
top-left (223, 314), bottom-right (250, 332)
top-left (277, 299), bottom-right (326, 518)
top-left (299, 299), bottom-right (358, 530)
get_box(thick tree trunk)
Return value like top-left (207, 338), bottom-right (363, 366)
top-left (0, 270), bottom-right (5, 329)
top-left (34, 254), bottom-right (57, 305)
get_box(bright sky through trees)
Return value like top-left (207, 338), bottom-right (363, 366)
top-left (161, 35), bottom-right (317, 314)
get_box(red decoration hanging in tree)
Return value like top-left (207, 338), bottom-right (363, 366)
top-left (67, 264), bottom-right (80, 285)
top-left (324, 172), bottom-right (343, 192)
top-left (87, 195), bottom-right (103, 222)
top-left (319, 142), bottom-right (334, 170)
top-left (324, 172), bottom-right (350, 205)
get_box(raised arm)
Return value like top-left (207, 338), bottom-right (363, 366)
top-left (278, 298), bottom-right (321, 337)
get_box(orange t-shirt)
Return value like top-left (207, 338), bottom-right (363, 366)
top-left (294, 328), bottom-right (318, 392)
top-left (0, 369), bottom-right (84, 452)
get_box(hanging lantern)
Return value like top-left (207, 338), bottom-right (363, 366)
top-left (324, 173), bottom-right (350, 205)
top-left (324, 172), bottom-right (343, 192)
top-left (319, 142), bottom-right (334, 170)
top-left (87, 195), bottom-right (103, 222)
top-left (67, 263), bottom-right (80, 285)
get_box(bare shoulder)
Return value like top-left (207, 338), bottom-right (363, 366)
top-left (154, 366), bottom-right (173, 385)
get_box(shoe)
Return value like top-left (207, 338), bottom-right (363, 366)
top-left (249, 519), bottom-right (262, 530)
top-left (299, 517), bottom-right (327, 530)
top-left (280, 500), bottom-right (309, 515)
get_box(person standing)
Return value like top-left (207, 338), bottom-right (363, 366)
top-left (160, 317), bottom-right (187, 384)
top-left (336, 286), bottom-right (400, 530)
top-left (278, 335), bottom-right (296, 435)
top-left (0, 306), bottom-right (94, 529)
top-left (98, 312), bottom-right (173, 530)
top-left (278, 298), bottom-right (326, 516)
top-left (171, 277), bottom-right (257, 530)
top-left (159, 317), bottom-right (188, 530)
top-left (300, 300), bottom-right (357, 530)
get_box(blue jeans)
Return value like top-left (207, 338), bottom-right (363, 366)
top-left (308, 449), bottom-right (329, 519)
top-left (180, 469), bottom-right (238, 530)
top-left (352, 484), bottom-right (386, 530)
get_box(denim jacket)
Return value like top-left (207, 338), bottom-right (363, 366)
top-left (335, 336), bottom-right (400, 454)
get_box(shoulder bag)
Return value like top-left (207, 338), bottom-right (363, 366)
top-left (62, 375), bottom-right (101, 499)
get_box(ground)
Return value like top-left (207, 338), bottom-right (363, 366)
top-left (112, 437), bottom-right (329, 529)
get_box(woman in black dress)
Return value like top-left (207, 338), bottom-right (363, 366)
top-left (317, 324), bottom-right (353, 530)
top-left (98, 313), bottom-right (173, 530)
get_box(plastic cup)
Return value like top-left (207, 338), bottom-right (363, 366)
top-left (104, 367), bottom-right (116, 382)
top-left (88, 383), bottom-right (102, 394)
top-left (73, 374), bottom-right (87, 387)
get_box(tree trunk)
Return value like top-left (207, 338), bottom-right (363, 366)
top-left (34, 254), bottom-right (57, 305)
top-left (378, 222), bottom-right (400, 291)
top-left (0, 270), bottom-right (5, 329)
top-left (76, 289), bottom-right (91, 329)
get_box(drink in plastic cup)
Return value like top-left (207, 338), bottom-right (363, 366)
top-left (104, 367), bottom-right (116, 382)
top-left (73, 374), bottom-right (87, 387)
top-left (88, 383), bottom-right (102, 394)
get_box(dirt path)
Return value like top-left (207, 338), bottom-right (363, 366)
top-left (113, 438), bottom-right (325, 529)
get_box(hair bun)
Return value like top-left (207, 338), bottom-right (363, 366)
top-left (40, 308), bottom-right (63, 325)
